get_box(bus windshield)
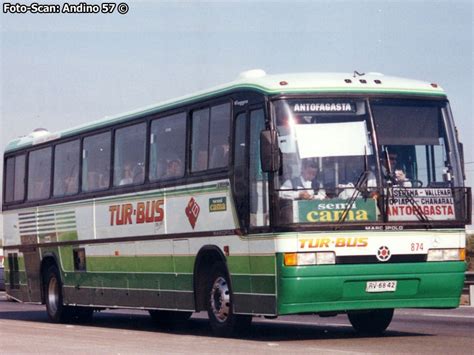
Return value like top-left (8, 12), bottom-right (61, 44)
top-left (273, 98), bottom-right (467, 227)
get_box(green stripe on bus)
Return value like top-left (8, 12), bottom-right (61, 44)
top-left (63, 271), bottom-right (193, 291)
top-left (84, 255), bottom-right (195, 273)
top-left (231, 274), bottom-right (276, 294)
top-left (227, 255), bottom-right (275, 274)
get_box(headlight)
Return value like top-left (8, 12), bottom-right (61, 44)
top-left (427, 248), bottom-right (465, 262)
top-left (284, 252), bottom-right (336, 266)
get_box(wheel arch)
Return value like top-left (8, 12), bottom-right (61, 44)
top-left (39, 252), bottom-right (61, 304)
top-left (193, 245), bottom-right (228, 311)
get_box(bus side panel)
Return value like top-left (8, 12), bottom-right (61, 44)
top-left (3, 210), bottom-right (42, 302)
top-left (226, 237), bottom-right (278, 315)
top-left (61, 240), bottom-right (193, 311)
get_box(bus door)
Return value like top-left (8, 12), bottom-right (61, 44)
top-left (232, 105), bottom-right (270, 231)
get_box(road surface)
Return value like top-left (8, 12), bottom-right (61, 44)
top-left (1, 292), bottom-right (473, 354)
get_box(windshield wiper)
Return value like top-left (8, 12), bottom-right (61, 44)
top-left (386, 183), bottom-right (432, 226)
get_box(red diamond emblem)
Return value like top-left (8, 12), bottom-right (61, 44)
top-left (185, 197), bottom-right (200, 229)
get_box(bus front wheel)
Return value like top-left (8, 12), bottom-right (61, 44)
top-left (347, 308), bottom-right (394, 335)
top-left (206, 262), bottom-right (251, 337)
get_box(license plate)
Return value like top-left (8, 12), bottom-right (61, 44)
top-left (366, 280), bottom-right (397, 293)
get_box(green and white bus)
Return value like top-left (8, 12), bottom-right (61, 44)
top-left (2, 70), bottom-right (471, 336)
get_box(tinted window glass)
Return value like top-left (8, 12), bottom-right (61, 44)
top-left (54, 140), bottom-right (80, 196)
top-left (233, 112), bottom-right (248, 228)
top-left (191, 108), bottom-right (210, 172)
top-left (209, 103), bottom-right (230, 169)
top-left (249, 109), bottom-right (269, 227)
top-left (82, 132), bottom-right (111, 192)
top-left (114, 123), bottom-right (146, 186)
top-left (5, 158), bottom-right (15, 202)
top-left (28, 147), bottom-right (52, 200)
top-left (150, 112), bottom-right (186, 181)
top-left (14, 155), bottom-right (26, 201)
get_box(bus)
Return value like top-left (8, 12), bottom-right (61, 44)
top-left (2, 70), bottom-right (471, 336)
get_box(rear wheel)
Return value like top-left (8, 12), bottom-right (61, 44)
top-left (44, 265), bottom-right (93, 323)
top-left (206, 262), bottom-right (251, 337)
top-left (44, 265), bottom-right (72, 323)
top-left (347, 308), bottom-right (394, 335)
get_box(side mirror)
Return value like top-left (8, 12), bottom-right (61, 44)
top-left (260, 130), bottom-right (280, 172)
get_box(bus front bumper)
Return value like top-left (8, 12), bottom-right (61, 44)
top-left (276, 255), bottom-right (466, 315)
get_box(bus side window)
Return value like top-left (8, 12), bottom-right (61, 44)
top-left (82, 132), bottom-right (111, 192)
top-left (27, 147), bottom-right (52, 201)
top-left (191, 103), bottom-right (231, 172)
top-left (53, 140), bottom-right (80, 197)
top-left (191, 108), bottom-right (210, 172)
top-left (149, 112), bottom-right (186, 181)
top-left (209, 103), bottom-right (230, 169)
top-left (113, 123), bottom-right (146, 187)
top-left (4, 155), bottom-right (25, 203)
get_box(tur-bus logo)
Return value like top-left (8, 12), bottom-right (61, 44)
top-left (109, 200), bottom-right (164, 226)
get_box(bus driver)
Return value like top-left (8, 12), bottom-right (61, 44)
top-left (280, 159), bottom-right (326, 200)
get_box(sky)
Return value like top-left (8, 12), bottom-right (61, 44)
top-left (0, 0), bottom-right (473, 230)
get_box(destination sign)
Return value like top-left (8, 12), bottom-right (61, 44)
top-left (387, 188), bottom-right (455, 221)
top-left (292, 102), bottom-right (356, 113)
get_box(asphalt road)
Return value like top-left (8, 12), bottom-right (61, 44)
top-left (1, 292), bottom-right (473, 354)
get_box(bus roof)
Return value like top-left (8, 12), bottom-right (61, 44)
top-left (4, 70), bottom-right (446, 153)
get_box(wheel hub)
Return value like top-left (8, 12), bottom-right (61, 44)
top-left (210, 276), bottom-right (230, 323)
top-left (47, 276), bottom-right (59, 314)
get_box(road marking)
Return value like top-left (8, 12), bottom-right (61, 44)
top-left (259, 318), bottom-right (352, 327)
top-left (397, 311), bottom-right (474, 319)
top-left (419, 313), bottom-right (474, 319)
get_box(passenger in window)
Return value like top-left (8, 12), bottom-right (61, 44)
top-left (132, 164), bottom-right (145, 184)
top-left (210, 144), bottom-right (229, 168)
top-left (280, 159), bottom-right (326, 200)
top-left (394, 166), bottom-right (412, 187)
top-left (119, 162), bottom-right (134, 186)
top-left (163, 158), bottom-right (183, 179)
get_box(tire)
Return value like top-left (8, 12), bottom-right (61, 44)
top-left (44, 265), bottom-right (94, 323)
top-left (206, 262), bottom-right (252, 337)
top-left (347, 308), bottom-right (394, 335)
top-left (149, 310), bottom-right (192, 324)
top-left (44, 265), bottom-right (72, 323)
